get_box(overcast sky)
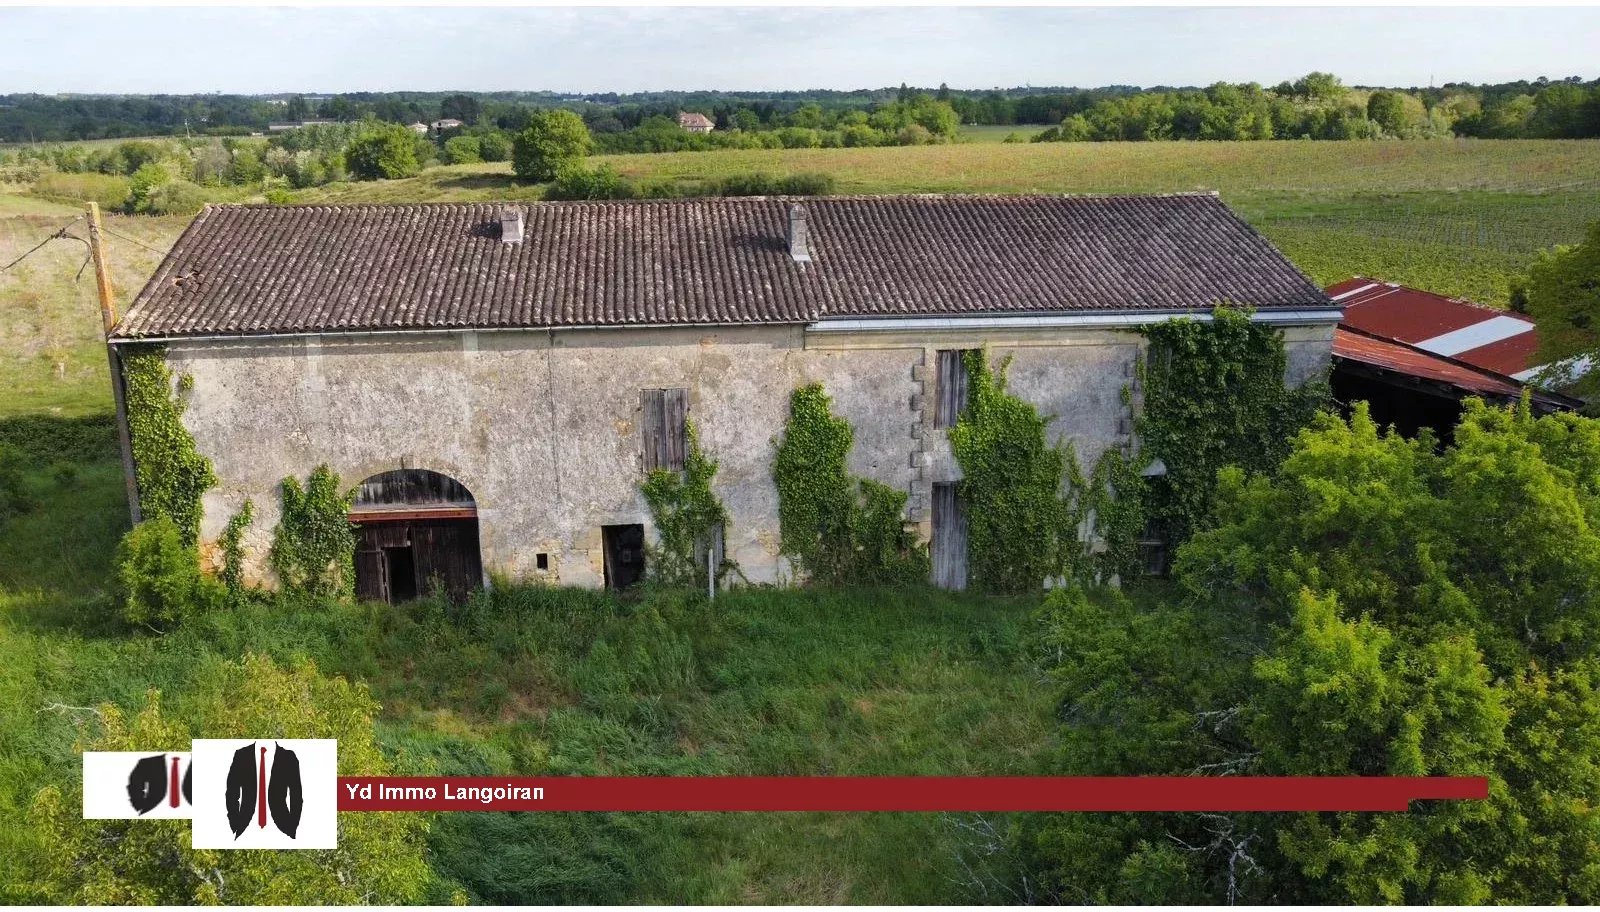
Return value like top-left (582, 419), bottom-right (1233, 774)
top-left (1, 6), bottom-right (1596, 95)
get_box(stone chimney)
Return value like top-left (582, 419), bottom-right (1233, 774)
top-left (499, 208), bottom-right (524, 245)
top-left (787, 204), bottom-right (812, 264)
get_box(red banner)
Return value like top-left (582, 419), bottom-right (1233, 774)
top-left (337, 776), bottom-right (1488, 813)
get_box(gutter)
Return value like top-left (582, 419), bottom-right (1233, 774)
top-left (106, 308), bottom-right (1343, 346)
top-left (106, 320), bottom-right (812, 346)
top-left (805, 308), bottom-right (1344, 334)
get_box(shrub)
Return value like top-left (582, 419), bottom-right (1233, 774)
top-left (544, 162), bottom-right (636, 201)
top-left (28, 171), bottom-right (130, 209)
top-left (115, 516), bottom-right (207, 628)
top-left (0, 443), bottom-right (35, 523)
top-left (27, 655), bottom-right (435, 903)
top-left (142, 179), bottom-right (209, 216)
top-left (442, 134), bottom-right (482, 165)
top-left (344, 123), bottom-right (422, 181)
top-left (476, 131), bottom-right (512, 162)
top-left (124, 163), bottom-right (170, 213)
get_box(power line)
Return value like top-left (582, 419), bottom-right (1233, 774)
top-left (0, 214), bottom-right (86, 273)
top-left (99, 222), bottom-right (172, 256)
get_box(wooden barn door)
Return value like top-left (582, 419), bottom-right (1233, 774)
top-left (931, 482), bottom-right (968, 590)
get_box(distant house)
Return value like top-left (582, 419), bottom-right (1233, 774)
top-left (1326, 278), bottom-right (1581, 441)
top-left (110, 194), bottom-right (1337, 598)
top-left (408, 122), bottom-right (429, 134)
top-left (431, 118), bottom-right (464, 132)
top-left (677, 112), bottom-right (715, 134)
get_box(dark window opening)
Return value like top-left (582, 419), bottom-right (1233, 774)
top-left (935, 350), bottom-right (975, 429)
top-left (641, 388), bottom-right (689, 473)
top-left (535, 552), bottom-right (549, 571)
top-left (931, 482), bottom-right (968, 590)
top-left (1136, 518), bottom-right (1170, 577)
top-left (602, 524), bottom-right (646, 590)
top-left (384, 546), bottom-right (419, 602)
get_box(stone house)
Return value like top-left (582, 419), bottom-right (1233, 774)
top-left (109, 194), bottom-right (1338, 600)
top-left (677, 112), bottom-right (715, 134)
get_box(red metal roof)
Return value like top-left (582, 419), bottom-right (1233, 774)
top-left (1333, 326), bottom-right (1527, 399)
top-left (1327, 277), bottom-right (1540, 376)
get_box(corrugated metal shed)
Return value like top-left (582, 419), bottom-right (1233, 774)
top-left (1328, 277), bottom-right (1543, 378)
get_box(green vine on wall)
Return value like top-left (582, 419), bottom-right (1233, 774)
top-left (1137, 304), bottom-right (1327, 545)
top-left (641, 420), bottom-right (735, 590)
top-left (219, 498), bottom-right (254, 602)
top-left (773, 384), bottom-right (928, 586)
top-left (120, 346), bottom-right (217, 547)
top-left (269, 464), bottom-right (357, 598)
top-left (949, 351), bottom-right (1082, 593)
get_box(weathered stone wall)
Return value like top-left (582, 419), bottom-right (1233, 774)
top-left (162, 318), bottom-right (1332, 589)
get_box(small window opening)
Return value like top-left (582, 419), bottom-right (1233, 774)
top-left (641, 388), bottom-right (689, 473)
top-left (1136, 518), bottom-right (1170, 577)
top-left (934, 350), bottom-right (975, 429)
top-left (535, 552), bottom-right (550, 571)
top-left (602, 524), bottom-right (646, 590)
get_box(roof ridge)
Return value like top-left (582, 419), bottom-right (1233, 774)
top-left (207, 190), bottom-right (1229, 212)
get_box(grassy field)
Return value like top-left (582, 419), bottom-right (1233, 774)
top-left (957, 124), bottom-right (1045, 143)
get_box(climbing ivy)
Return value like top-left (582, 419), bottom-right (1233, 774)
top-left (120, 346), bottom-right (217, 547)
top-left (269, 465), bottom-right (357, 598)
top-left (1085, 446), bottom-right (1148, 584)
top-left (640, 420), bottom-right (734, 590)
top-left (1137, 305), bottom-right (1327, 545)
top-left (219, 499), bottom-right (254, 602)
top-left (773, 384), bottom-right (927, 586)
top-left (948, 351), bottom-right (1083, 594)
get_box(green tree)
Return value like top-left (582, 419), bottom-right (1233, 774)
top-left (27, 655), bottom-right (434, 903)
top-left (1184, 401), bottom-right (1600, 902)
top-left (1366, 89), bottom-right (1412, 135)
top-left (343, 123), bottom-right (421, 181)
top-left (1518, 221), bottom-right (1600, 394)
top-left (512, 109), bottom-right (592, 182)
top-left (125, 162), bottom-right (169, 213)
top-left (1021, 401), bottom-right (1600, 903)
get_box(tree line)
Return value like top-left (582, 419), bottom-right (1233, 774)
top-left (4, 73), bottom-right (1596, 144)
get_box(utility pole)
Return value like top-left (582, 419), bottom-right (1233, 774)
top-left (87, 202), bottom-right (142, 526)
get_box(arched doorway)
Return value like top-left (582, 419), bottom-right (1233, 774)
top-left (349, 469), bottom-right (483, 604)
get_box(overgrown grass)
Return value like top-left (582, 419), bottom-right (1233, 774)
top-left (0, 582), bottom-right (1051, 903)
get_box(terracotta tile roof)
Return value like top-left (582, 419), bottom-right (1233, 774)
top-left (113, 194), bottom-right (1331, 339)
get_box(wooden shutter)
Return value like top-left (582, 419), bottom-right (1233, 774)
top-left (662, 388), bottom-right (688, 471)
top-left (641, 389), bottom-right (664, 472)
top-left (935, 350), bottom-right (971, 429)
top-left (641, 388), bottom-right (689, 473)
